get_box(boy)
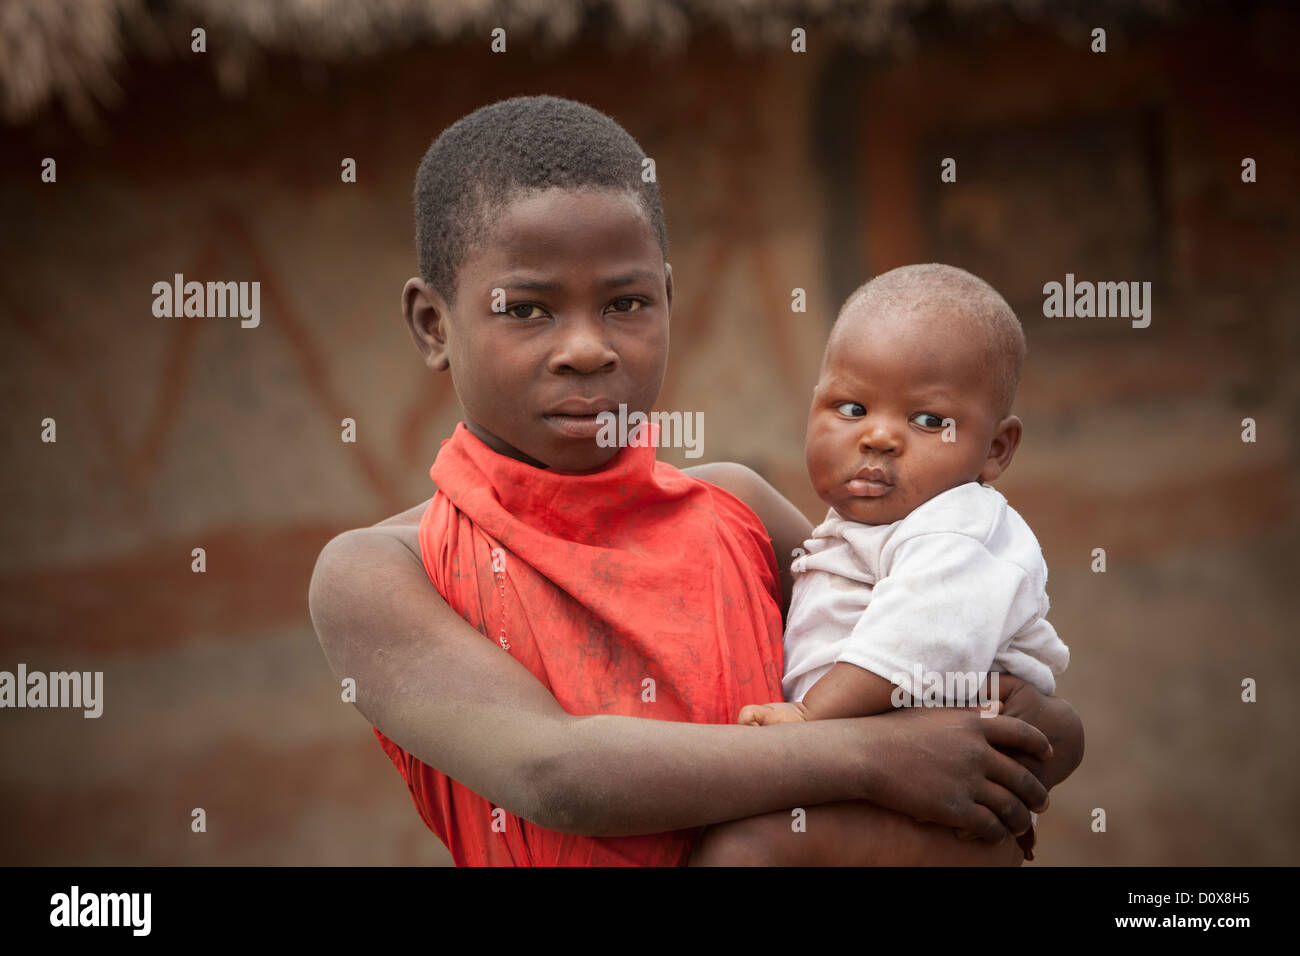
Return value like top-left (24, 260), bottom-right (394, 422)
top-left (695, 264), bottom-right (1069, 863)
top-left (308, 97), bottom-right (1083, 866)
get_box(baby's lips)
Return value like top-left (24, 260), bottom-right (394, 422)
top-left (851, 466), bottom-right (893, 483)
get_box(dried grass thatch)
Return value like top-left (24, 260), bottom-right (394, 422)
top-left (0, 0), bottom-right (1209, 125)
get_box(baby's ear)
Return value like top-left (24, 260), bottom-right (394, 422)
top-left (979, 415), bottom-right (1023, 483)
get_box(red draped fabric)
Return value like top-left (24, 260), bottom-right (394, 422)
top-left (374, 421), bottom-right (785, 865)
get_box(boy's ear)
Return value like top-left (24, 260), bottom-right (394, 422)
top-left (403, 277), bottom-right (451, 371)
top-left (664, 262), bottom-right (673, 311)
top-left (979, 415), bottom-right (1022, 483)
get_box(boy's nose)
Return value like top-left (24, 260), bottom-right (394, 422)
top-left (548, 321), bottom-right (618, 375)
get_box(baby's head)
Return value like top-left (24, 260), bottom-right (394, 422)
top-left (806, 264), bottom-right (1026, 525)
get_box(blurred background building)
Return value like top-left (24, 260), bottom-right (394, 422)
top-left (1, 0), bottom-right (1297, 865)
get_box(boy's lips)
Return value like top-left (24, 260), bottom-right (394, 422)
top-left (543, 398), bottom-right (618, 439)
top-left (846, 466), bottom-right (893, 497)
top-left (546, 397), bottom-right (617, 416)
top-left (543, 413), bottom-right (606, 439)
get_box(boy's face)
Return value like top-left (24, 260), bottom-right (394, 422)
top-left (805, 297), bottom-right (1019, 525)
top-left (406, 187), bottom-right (671, 473)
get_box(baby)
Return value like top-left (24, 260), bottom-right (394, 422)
top-left (738, 263), bottom-right (1070, 857)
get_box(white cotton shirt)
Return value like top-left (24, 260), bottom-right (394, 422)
top-left (781, 481), bottom-right (1069, 704)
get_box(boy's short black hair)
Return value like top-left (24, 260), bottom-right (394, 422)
top-left (415, 95), bottom-right (668, 304)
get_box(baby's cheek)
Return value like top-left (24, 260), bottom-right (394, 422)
top-left (813, 458), bottom-right (850, 499)
top-left (893, 474), bottom-right (935, 512)
top-left (804, 429), bottom-right (838, 485)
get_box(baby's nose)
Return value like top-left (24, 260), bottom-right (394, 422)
top-left (859, 422), bottom-right (900, 451)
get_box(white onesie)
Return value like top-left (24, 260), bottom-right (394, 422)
top-left (782, 481), bottom-right (1069, 705)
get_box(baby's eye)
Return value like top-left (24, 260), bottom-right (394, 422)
top-left (507, 303), bottom-right (545, 320)
top-left (836, 402), bottom-right (866, 418)
top-left (606, 296), bottom-right (646, 314)
top-left (911, 412), bottom-right (945, 428)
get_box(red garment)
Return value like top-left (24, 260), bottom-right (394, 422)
top-left (374, 421), bottom-right (785, 866)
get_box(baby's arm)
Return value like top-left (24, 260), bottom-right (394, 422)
top-left (802, 662), bottom-right (898, 717)
top-left (738, 662), bottom-right (898, 725)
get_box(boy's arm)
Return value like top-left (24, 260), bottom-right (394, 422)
top-left (691, 798), bottom-right (1029, 866)
top-left (696, 676), bottom-right (1080, 866)
top-left (309, 524), bottom-right (1051, 839)
top-left (794, 669), bottom-right (1081, 786)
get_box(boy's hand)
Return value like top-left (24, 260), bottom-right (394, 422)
top-left (865, 705), bottom-right (1050, 843)
top-left (992, 673), bottom-right (1085, 791)
top-left (738, 701), bottom-right (811, 726)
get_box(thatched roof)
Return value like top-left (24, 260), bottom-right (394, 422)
top-left (0, 0), bottom-right (1217, 125)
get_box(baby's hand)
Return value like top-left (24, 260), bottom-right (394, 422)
top-left (737, 701), bottom-right (811, 726)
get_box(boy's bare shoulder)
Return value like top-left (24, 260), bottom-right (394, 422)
top-left (683, 462), bottom-right (812, 545)
top-left (313, 495), bottom-right (435, 584)
top-left (684, 463), bottom-right (794, 518)
top-left (684, 462), bottom-right (811, 613)
top-left (308, 495), bottom-right (439, 643)
top-left (682, 461), bottom-right (759, 501)
top-left (372, 494), bottom-right (437, 532)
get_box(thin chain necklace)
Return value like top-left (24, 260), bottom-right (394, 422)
top-left (490, 547), bottom-right (511, 651)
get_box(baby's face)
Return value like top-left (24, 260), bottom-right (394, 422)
top-left (806, 298), bottom-right (1005, 525)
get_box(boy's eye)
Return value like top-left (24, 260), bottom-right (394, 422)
top-left (835, 402), bottom-right (866, 417)
top-left (507, 303), bottom-right (545, 320)
top-left (607, 297), bottom-right (645, 314)
top-left (911, 412), bottom-right (945, 428)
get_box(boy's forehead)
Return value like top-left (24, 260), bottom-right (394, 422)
top-left (460, 187), bottom-right (662, 283)
top-left (485, 187), bottom-right (649, 250)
